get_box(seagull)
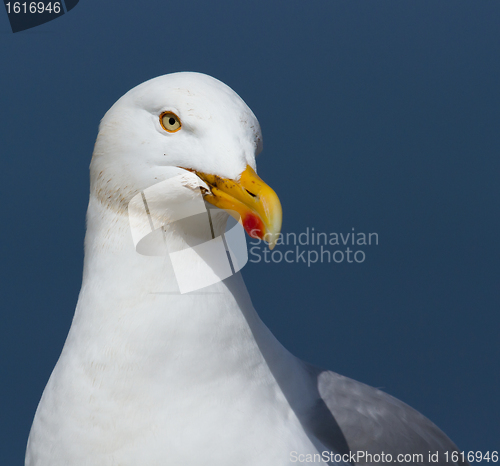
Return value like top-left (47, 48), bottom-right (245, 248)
top-left (26, 72), bottom-right (467, 466)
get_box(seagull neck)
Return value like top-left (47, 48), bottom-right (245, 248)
top-left (70, 195), bottom-right (305, 391)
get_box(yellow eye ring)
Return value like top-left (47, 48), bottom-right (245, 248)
top-left (160, 111), bottom-right (182, 133)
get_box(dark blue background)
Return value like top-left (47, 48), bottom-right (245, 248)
top-left (1, 1), bottom-right (499, 464)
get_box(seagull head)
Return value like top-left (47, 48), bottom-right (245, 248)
top-left (90, 72), bottom-right (282, 249)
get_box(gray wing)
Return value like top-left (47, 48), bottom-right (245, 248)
top-left (305, 366), bottom-right (468, 466)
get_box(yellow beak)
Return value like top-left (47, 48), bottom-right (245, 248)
top-left (190, 165), bottom-right (282, 250)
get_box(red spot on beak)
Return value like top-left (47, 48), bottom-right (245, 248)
top-left (242, 213), bottom-right (264, 239)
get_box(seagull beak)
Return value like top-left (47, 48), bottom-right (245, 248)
top-left (191, 165), bottom-right (282, 250)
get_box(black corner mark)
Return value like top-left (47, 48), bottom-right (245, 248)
top-left (64, 0), bottom-right (77, 12)
top-left (3, 0), bottom-right (79, 33)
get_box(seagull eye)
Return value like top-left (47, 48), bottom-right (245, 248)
top-left (160, 112), bottom-right (181, 133)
